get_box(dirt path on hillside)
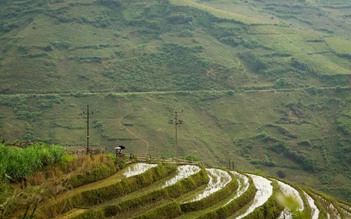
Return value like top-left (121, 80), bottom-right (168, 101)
top-left (118, 117), bottom-right (150, 156)
top-left (2, 85), bottom-right (351, 97)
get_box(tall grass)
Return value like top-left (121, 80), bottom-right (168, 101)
top-left (0, 143), bottom-right (66, 182)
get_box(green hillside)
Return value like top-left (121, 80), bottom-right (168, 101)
top-left (0, 0), bottom-right (351, 202)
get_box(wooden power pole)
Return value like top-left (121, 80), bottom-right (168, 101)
top-left (169, 110), bottom-right (183, 159)
top-left (83, 105), bottom-right (93, 154)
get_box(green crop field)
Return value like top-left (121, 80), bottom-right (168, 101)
top-left (0, 0), bottom-right (351, 204)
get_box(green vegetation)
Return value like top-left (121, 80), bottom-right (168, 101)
top-left (0, 0), bottom-right (351, 204)
top-left (0, 143), bottom-right (66, 182)
top-left (0, 146), bottom-right (127, 219)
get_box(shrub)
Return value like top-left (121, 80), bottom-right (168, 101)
top-left (273, 78), bottom-right (292, 89)
top-left (51, 41), bottom-right (70, 50)
top-left (167, 14), bottom-right (193, 24)
top-left (97, 0), bottom-right (121, 8)
top-left (276, 170), bottom-right (286, 178)
top-left (0, 22), bottom-right (18, 33)
top-left (238, 52), bottom-right (267, 73)
top-left (183, 155), bottom-right (199, 161)
top-left (268, 143), bottom-right (315, 172)
top-left (291, 58), bottom-right (310, 72)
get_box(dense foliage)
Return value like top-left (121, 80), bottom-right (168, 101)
top-left (0, 143), bottom-right (66, 182)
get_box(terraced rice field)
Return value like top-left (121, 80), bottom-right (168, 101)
top-left (35, 162), bottom-right (351, 219)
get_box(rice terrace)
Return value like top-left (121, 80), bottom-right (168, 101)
top-left (1, 146), bottom-right (351, 218)
top-left (1, 0), bottom-right (351, 218)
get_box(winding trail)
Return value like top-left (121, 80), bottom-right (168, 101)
top-left (118, 117), bottom-right (150, 156)
top-left (1, 85), bottom-right (350, 97)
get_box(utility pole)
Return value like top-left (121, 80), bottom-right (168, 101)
top-left (83, 105), bottom-right (93, 154)
top-left (169, 110), bottom-right (183, 160)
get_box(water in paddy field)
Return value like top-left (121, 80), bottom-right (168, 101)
top-left (189, 168), bottom-right (232, 202)
top-left (236, 174), bottom-right (273, 219)
top-left (163, 165), bottom-right (201, 188)
top-left (123, 163), bottom-right (157, 178)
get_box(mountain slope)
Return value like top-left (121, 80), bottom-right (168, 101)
top-left (1, 0), bottom-right (351, 94)
top-left (0, 0), bottom-right (351, 202)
